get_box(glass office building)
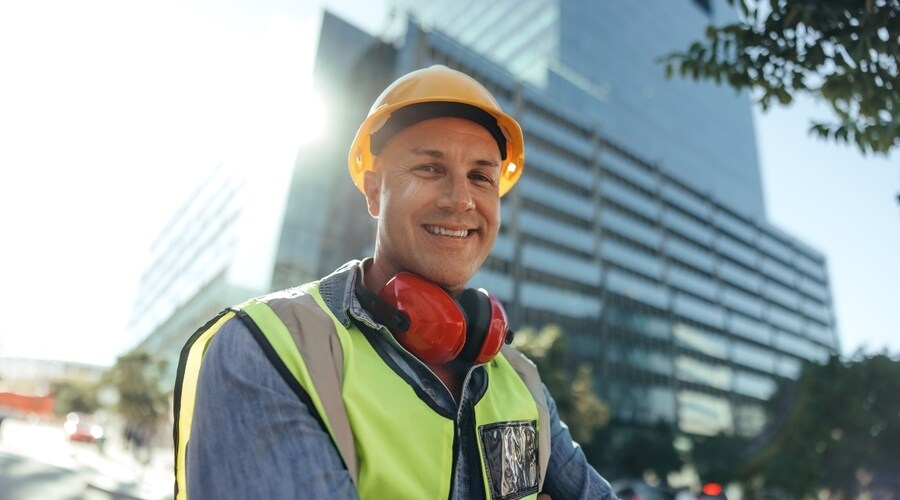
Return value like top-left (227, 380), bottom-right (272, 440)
top-left (128, 160), bottom-right (293, 385)
top-left (131, 4), bottom-right (838, 438)
top-left (272, 10), bottom-right (838, 438)
top-left (391, 0), bottom-right (766, 218)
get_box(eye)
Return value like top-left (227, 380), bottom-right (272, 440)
top-left (470, 171), bottom-right (496, 185)
top-left (415, 163), bottom-right (441, 174)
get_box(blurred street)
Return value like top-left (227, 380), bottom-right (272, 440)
top-left (0, 417), bottom-right (173, 500)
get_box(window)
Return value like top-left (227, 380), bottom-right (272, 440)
top-left (731, 340), bottom-right (776, 372)
top-left (673, 322), bottom-right (729, 359)
top-left (661, 181), bottom-right (710, 220)
top-left (675, 355), bottom-right (731, 390)
top-left (678, 390), bottom-right (733, 436)
top-left (600, 206), bottom-right (662, 250)
top-left (521, 242), bottom-right (602, 286)
top-left (666, 264), bottom-right (717, 301)
top-left (664, 236), bottom-right (715, 273)
top-left (599, 150), bottom-right (657, 192)
top-left (672, 293), bottom-right (725, 329)
top-left (519, 281), bottom-right (601, 318)
top-left (733, 370), bottom-right (777, 399)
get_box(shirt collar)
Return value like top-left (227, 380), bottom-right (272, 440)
top-left (318, 258), bottom-right (382, 330)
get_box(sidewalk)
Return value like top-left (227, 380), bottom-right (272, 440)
top-left (80, 434), bottom-right (174, 500)
top-left (0, 418), bottom-right (174, 500)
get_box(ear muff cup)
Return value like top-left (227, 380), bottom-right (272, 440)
top-left (377, 273), bottom-right (468, 365)
top-left (357, 271), bottom-right (510, 365)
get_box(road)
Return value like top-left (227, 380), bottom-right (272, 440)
top-left (0, 418), bottom-right (173, 500)
top-left (0, 450), bottom-right (111, 500)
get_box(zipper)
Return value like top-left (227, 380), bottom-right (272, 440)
top-left (448, 418), bottom-right (460, 500)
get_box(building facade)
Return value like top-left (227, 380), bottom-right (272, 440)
top-left (128, 160), bottom-right (292, 385)
top-left (272, 9), bottom-right (838, 438)
top-left (391, 0), bottom-right (766, 218)
top-left (131, 4), bottom-right (838, 439)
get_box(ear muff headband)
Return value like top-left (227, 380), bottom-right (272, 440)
top-left (456, 288), bottom-right (492, 364)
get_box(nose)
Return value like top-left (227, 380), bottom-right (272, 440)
top-left (437, 172), bottom-right (475, 211)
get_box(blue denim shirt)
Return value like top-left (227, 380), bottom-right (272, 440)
top-left (187, 261), bottom-right (616, 499)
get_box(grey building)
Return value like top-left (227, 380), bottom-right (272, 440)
top-left (389, 0), bottom-right (766, 218)
top-left (131, 3), bottom-right (838, 440)
top-left (274, 7), bottom-right (838, 438)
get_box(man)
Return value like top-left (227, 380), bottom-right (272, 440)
top-left (174, 65), bottom-right (615, 499)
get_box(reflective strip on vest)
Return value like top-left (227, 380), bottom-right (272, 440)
top-left (174, 310), bottom-right (236, 500)
top-left (500, 345), bottom-right (551, 492)
top-left (475, 353), bottom-right (542, 499)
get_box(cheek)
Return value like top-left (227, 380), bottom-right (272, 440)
top-left (394, 180), bottom-right (421, 203)
top-left (483, 199), bottom-right (501, 227)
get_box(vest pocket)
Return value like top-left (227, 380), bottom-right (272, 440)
top-left (478, 420), bottom-right (539, 500)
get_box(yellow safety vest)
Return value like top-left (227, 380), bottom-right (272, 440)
top-left (174, 281), bottom-right (551, 499)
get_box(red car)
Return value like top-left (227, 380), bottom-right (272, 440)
top-left (63, 412), bottom-right (104, 443)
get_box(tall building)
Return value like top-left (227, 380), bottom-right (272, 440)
top-left (128, 160), bottom-right (293, 385)
top-left (132, 4), bottom-right (838, 439)
top-left (272, 8), bottom-right (838, 438)
top-left (390, 0), bottom-right (765, 218)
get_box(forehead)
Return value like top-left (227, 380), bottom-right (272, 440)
top-left (379, 117), bottom-right (502, 156)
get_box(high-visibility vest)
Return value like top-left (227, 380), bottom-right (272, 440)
top-left (174, 281), bottom-right (551, 499)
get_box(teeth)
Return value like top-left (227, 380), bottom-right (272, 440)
top-left (426, 225), bottom-right (469, 238)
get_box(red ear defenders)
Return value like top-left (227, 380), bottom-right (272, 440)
top-left (355, 272), bottom-right (513, 365)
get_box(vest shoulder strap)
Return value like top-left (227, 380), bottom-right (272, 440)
top-left (500, 345), bottom-right (552, 489)
top-left (250, 288), bottom-right (360, 486)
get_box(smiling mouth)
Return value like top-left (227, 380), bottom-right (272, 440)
top-left (424, 225), bottom-right (471, 238)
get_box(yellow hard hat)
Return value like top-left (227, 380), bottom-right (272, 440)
top-left (348, 65), bottom-right (525, 197)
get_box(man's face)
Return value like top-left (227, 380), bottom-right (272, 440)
top-left (363, 116), bottom-right (502, 295)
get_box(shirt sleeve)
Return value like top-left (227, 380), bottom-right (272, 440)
top-left (186, 317), bottom-right (358, 499)
top-left (541, 385), bottom-right (618, 500)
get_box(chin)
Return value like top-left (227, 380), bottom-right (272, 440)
top-left (416, 266), bottom-right (475, 291)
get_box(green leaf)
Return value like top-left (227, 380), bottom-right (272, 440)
top-left (660, 0), bottom-right (899, 155)
top-left (777, 87), bottom-right (792, 105)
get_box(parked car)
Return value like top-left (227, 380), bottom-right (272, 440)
top-left (697, 483), bottom-right (727, 500)
top-left (63, 412), bottom-right (104, 443)
top-left (612, 479), bottom-right (676, 500)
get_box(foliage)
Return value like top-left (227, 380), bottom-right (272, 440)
top-left (583, 419), bottom-right (686, 486)
top-left (662, 0), bottom-right (899, 155)
top-left (511, 325), bottom-right (610, 444)
top-left (50, 379), bottom-right (99, 415)
top-left (738, 354), bottom-right (900, 498)
top-left (691, 433), bottom-right (750, 486)
top-left (101, 350), bottom-right (169, 434)
top-left (513, 325), bottom-right (687, 482)
top-left (615, 421), bottom-right (684, 482)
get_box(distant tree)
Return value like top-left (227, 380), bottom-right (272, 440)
top-left (511, 325), bottom-right (610, 444)
top-left (662, 0), bottom-right (899, 155)
top-left (50, 379), bottom-right (99, 415)
top-left (739, 353), bottom-right (900, 498)
top-left (102, 351), bottom-right (169, 437)
top-left (615, 421), bottom-right (684, 483)
top-left (691, 432), bottom-right (750, 486)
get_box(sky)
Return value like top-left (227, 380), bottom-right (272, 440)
top-left (0, 0), bottom-right (897, 367)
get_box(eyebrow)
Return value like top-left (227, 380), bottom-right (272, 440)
top-left (410, 147), bottom-right (445, 159)
top-left (410, 147), bottom-right (500, 168)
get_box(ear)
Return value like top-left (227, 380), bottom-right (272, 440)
top-left (363, 169), bottom-right (381, 218)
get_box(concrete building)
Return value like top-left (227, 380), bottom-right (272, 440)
top-left (128, 160), bottom-right (292, 385)
top-left (131, 4), bottom-right (838, 439)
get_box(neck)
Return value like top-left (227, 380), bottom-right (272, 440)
top-left (427, 360), bottom-right (469, 406)
top-left (361, 258), bottom-right (391, 294)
